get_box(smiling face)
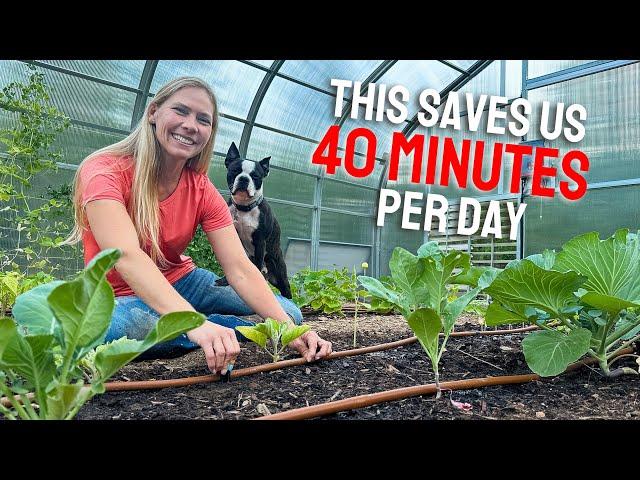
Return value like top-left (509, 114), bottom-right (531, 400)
top-left (148, 86), bottom-right (214, 164)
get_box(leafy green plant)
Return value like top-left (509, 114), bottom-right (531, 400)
top-left (447, 284), bottom-right (489, 318)
top-left (0, 270), bottom-right (54, 316)
top-left (291, 266), bottom-right (396, 316)
top-left (364, 275), bottom-right (400, 314)
top-left (0, 64), bottom-right (75, 277)
top-left (184, 225), bottom-right (223, 276)
top-left (236, 318), bottom-right (309, 362)
top-left (484, 229), bottom-right (640, 378)
top-left (0, 249), bottom-right (204, 420)
top-left (291, 267), bottom-right (356, 315)
top-left (359, 242), bottom-right (496, 397)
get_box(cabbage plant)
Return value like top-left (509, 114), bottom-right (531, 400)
top-left (359, 242), bottom-right (496, 397)
top-left (0, 249), bottom-right (204, 420)
top-left (484, 229), bottom-right (640, 377)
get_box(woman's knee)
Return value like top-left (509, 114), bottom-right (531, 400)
top-left (279, 298), bottom-right (303, 325)
top-left (107, 297), bottom-right (160, 342)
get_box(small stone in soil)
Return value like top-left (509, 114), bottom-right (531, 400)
top-left (536, 411), bottom-right (546, 418)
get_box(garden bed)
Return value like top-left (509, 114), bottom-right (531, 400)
top-left (76, 313), bottom-right (640, 420)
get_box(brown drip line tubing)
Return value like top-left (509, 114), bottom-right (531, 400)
top-left (256, 347), bottom-right (635, 420)
top-left (103, 325), bottom-right (539, 392)
top-left (1, 325), bottom-right (538, 407)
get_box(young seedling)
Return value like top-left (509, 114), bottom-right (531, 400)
top-left (236, 318), bottom-right (310, 362)
top-left (484, 229), bottom-right (640, 378)
top-left (359, 242), bottom-right (497, 397)
top-left (0, 249), bottom-right (205, 420)
top-left (352, 262), bottom-right (370, 347)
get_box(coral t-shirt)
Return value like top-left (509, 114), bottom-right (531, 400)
top-left (80, 154), bottom-right (233, 297)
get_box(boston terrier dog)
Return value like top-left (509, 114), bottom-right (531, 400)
top-left (215, 142), bottom-right (293, 299)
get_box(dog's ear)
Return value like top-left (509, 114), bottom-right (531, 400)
top-left (225, 142), bottom-right (240, 167)
top-left (259, 156), bottom-right (271, 177)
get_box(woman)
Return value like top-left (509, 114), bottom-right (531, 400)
top-left (64, 76), bottom-right (332, 375)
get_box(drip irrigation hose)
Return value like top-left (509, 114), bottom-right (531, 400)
top-left (256, 347), bottom-right (635, 420)
top-left (1, 325), bottom-right (538, 406)
top-left (102, 325), bottom-right (538, 392)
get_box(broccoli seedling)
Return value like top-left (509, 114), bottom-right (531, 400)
top-left (236, 318), bottom-right (309, 362)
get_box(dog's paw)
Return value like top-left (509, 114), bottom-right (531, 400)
top-left (215, 277), bottom-right (230, 287)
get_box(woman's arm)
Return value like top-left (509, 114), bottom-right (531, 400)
top-left (85, 199), bottom-right (240, 374)
top-left (206, 225), bottom-right (293, 321)
top-left (206, 225), bottom-right (332, 361)
top-left (86, 200), bottom-right (194, 314)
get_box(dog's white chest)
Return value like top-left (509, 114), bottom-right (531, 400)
top-left (230, 205), bottom-right (259, 257)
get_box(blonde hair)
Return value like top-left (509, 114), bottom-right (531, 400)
top-left (63, 77), bottom-right (219, 268)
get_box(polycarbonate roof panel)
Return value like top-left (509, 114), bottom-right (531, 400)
top-left (36, 60), bottom-right (146, 89)
top-left (44, 70), bottom-right (137, 131)
top-left (212, 117), bottom-right (246, 157)
top-left (53, 124), bottom-right (126, 165)
top-left (255, 77), bottom-right (342, 140)
top-left (375, 60), bottom-right (461, 120)
top-left (446, 60), bottom-right (478, 70)
top-left (150, 61), bottom-right (266, 119)
top-left (340, 116), bottom-right (401, 178)
top-left (0, 60), bottom-right (29, 92)
top-left (455, 60), bottom-right (501, 106)
top-left (505, 60), bottom-right (523, 98)
top-left (247, 126), bottom-right (321, 175)
top-left (280, 60), bottom-right (383, 91)
top-left (528, 60), bottom-right (597, 79)
top-left (322, 154), bottom-right (385, 189)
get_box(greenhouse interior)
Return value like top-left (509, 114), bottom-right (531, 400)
top-left (1, 59), bottom-right (638, 280)
top-left (1, 59), bottom-right (640, 421)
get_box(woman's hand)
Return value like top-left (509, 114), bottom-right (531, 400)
top-left (187, 322), bottom-right (241, 374)
top-left (288, 330), bottom-right (333, 362)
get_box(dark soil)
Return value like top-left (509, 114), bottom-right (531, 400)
top-left (76, 313), bottom-right (640, 420)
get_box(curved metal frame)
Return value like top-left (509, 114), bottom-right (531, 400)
top-left (13, 59), bottom-right (635, 278)
top-left (130, 60), bottom-right (158, 130)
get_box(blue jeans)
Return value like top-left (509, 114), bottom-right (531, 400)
top-left (106, 267), bottom-right (303, 359)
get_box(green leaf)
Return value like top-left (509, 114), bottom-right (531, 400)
top-left (95, 312), bottom-right (203, 381)
top-left (485, 302), bottom-right (528, 326)
top-left (390, 247), bottom-right (427, 307)
top-left (485, 259), bottom-right (586, 318)
top-left (281, 325), bottom-right (310, 347)
top-left (47, 249), bottom-right (120, 351)
top-left (443, 286), bottom-right (482, 334)
top-left (0, 317), bottom-right (18, 360)
top-left (613, 316), bottom-right (640, 341)
top-left (451, 266), bottom-right (499, 288)
top-left (554, 229), bottom-right (640, 312)
top-left (263, 318), bottom-right (280, 340)
top-left (1, 334), bottom-right (56, 397)
top-left (407, 307), bottom-right (442, 358)
top-left (579, 291), bottom-right (640, 312)
top-left (12, 281), bottom-right (63, 336)
top-left (522, 328), bottom-right (592, 377)
top-left (46, 382), bottom-right (88, 420)
top-left (358, 276), bottom-right (401, 306)
top-left (420, 250), bottom-right (471, 313)
top-left (94, 338), bottom-right (146, 382)
top-left (525, 249), bottom-right (556, 270)
top-left (235, 326), bottom-right (268, 348)
top-left (0, 274), bottom-right (19, 297)
top-left (140, 311), bottom-right (205, 349)
top-left (417, 241), bottom-right (442, 259)
top-left (310, 300), bottom-right (323, 310)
